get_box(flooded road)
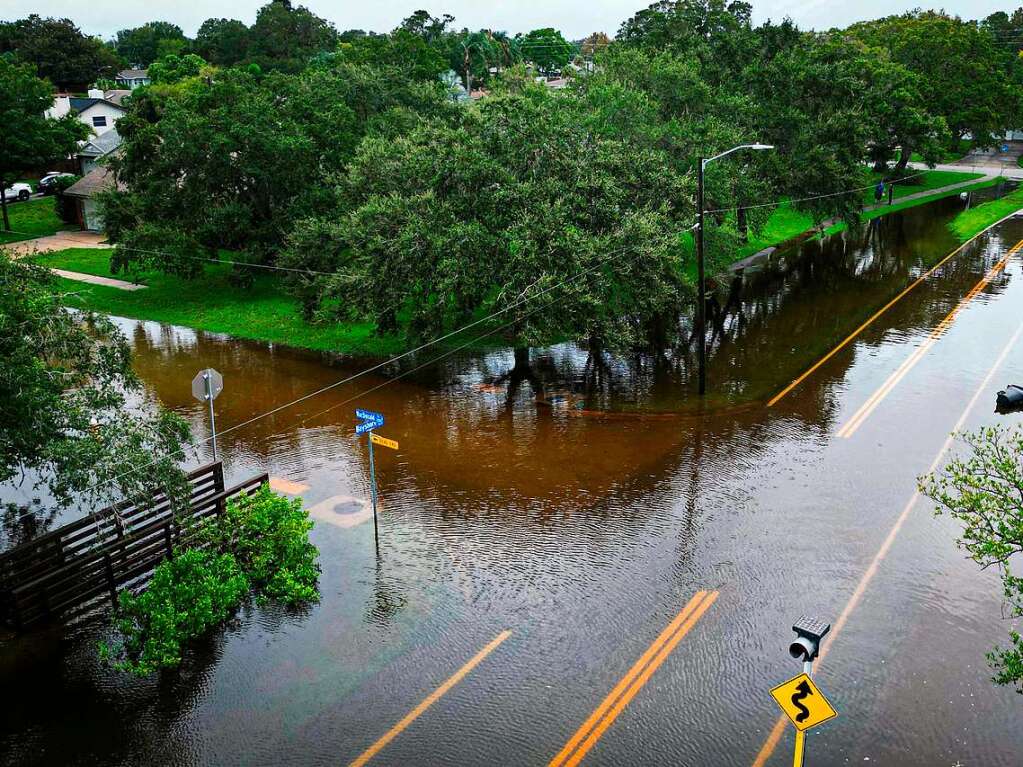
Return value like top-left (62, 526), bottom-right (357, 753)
top-left (4, 190), bottom-right (1023, 766)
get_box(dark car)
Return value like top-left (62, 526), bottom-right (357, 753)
top-left (38, 172), bottom-right (75, 195)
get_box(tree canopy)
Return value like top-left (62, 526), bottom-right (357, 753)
top-left (0, 253), bottom-right (189, 525)
top-left (114, 21), bottom-right (187, 67)
top-left (0, 14), bottom-right (119, 90)
top-left (519, 28), bottom-right (575, 75)
top-left (0, 58), bottom-right (88, 230)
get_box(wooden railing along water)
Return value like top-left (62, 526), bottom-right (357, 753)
top-left (0, 462), bottom-right (268, 630)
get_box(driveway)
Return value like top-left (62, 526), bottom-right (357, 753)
top-left (3, 230), bottom-right (111, 256)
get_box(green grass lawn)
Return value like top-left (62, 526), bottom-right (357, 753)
top-left (738, 169), bottom-right (989, 259)
top-left (949, 187), bottom-right (1023, 242)
top-left (31, 248), bottom-right (412, 357)
top-left (0, 197), bottom-right (71, 244)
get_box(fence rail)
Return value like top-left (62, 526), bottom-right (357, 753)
top-left (0, 462), bottom-right (268, 630)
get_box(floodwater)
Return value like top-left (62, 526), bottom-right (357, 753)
top-left (4, 187), bottom-right (1023, 766)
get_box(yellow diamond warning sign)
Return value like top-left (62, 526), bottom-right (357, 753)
top-left (769, 673), bottom-right (837, 731)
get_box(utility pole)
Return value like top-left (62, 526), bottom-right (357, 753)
top-left (694, 143), bottom-right (773, 397)
top-left (696, 159), bottom-right (707, 396)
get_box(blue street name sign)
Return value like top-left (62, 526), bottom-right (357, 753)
top-left (355, 408), bottom-right (384, 434)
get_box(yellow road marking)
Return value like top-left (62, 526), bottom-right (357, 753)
top-left (836, 239), bottom-right (1022, 438)
top-left (550, 591), bottom-right (718, 767)
top-left (767, 220), bottom-right (1020, 408)
top-left (349, 630), bottom-right (512, 767)
top-left (752, 315), bottom-right (1023, 767)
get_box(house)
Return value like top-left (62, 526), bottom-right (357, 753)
top-left (116, 69), bottom-right (150, 89)
top-left (46, 89), bottom-right (126, 135)
top-left (62, 166), bottom-right (121, 232)
top-left (103, 89), bottom-right (134, 107)
top-left (77, 128), bottom-right (123, 176)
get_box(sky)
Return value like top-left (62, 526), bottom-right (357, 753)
top-left (0, 0), bottom-right (1012, 40)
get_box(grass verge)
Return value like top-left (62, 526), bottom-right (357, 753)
top-left (0, 197), bottom-right (70, 244)
top-left (949, 187), bottom-right (1023, 242)
top-left (31, 249), bottom-right (408, 357)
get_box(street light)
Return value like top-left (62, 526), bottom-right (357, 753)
top-left (696, 143), bottom-right (774, 395)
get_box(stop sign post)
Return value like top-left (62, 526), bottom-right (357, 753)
top-left (192, 368), bottom-right (224, 461)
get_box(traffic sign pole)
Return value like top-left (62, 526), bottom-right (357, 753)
top-left (205, 372), bottom-right (218, 462)
top-left (368, 430), bottom-right (378, 550)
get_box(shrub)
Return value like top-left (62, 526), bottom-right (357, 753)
top-left (100, 548), bottom-right (250, 676)
top-left (100, 485), bottom-right (319, 675)
top-left (204, 484), bottom-right (320, 606)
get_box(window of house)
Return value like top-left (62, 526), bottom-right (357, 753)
top-left (92, 116), bottom-right (107, 127)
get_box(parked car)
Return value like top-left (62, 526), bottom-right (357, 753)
top-left (1, 182), bottom-right (32, 202)
top-left (39, 172), bottom-right (75, 195)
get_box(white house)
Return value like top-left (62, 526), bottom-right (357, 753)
top-left (115, 68), bottom-right (150, 89)
top-left (47, 90), bottom-right (126, 135)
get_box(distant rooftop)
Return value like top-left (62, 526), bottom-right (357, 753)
top-left (117, 69), bottom-right (149, 80)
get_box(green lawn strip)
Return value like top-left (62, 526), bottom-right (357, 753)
top-left (822, 176), bottom-right (1005, 237)
top-left (740, 171), bottom-right (990, 258)
top-left (949, 186), bottom-right (1023, 242)
top-left (32, 248), bottom-right (513, 357)
top-left (0, 197), bottom-right (72, 244)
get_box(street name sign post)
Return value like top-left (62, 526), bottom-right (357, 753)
top-left (192, 368), bottom-right (224, 461)
top-left (355, 409), bottom-right (387, 547)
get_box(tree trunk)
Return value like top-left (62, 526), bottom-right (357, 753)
top-left (737, 207), bottom-right (749, 243)
top-left (895, 146), bottom-right (911, 172)
top-left (0, 180), bottom-right (9, 232)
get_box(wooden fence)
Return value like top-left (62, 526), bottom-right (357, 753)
top-left (0, 462), bottom-right (268, 630)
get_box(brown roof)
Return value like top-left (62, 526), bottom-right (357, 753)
top-left (63, 167), bottom-right (121, 199)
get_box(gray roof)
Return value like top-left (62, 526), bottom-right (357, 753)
top-left (78, 128), bottom-right (123, 159)
top-left (117, 69), bottom-right (149, 80)
top-left (68, 97), bottom-right (125, 115)
top-left (104, 89), bottom-right (133, 106)
top-left (63, 167), bottom-right (121, 199)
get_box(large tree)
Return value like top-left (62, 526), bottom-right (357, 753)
top-left (0, 254), bottom-right (189, 533)
top-left (0, 58), bottom-right (88, 231)
top-left (0, 15), bottom-right (119, 90)
top-left (518, 28), bottom-right (575, 75)
top-left (193, 18), bottom-right (251, 67)
top-left (281, 86), bottom-right (695, 350)
top-left (922, 426), bottom-right (1023, 693)
top-left (248, 0), bottom-right (339, 73)
top-left (103, 63), bottom-right (452, 270)
top-left (114, 21), bottom-right (187, 67)
top-left (849, 11), bottom-right (1023, 149)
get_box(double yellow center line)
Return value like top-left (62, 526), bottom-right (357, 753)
top-left (549, 590), bottom-right (719, 767)
top-left (836, 238), bottom-right (1023, 438)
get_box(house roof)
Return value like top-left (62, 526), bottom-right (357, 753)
top-left (104, 89), bottom-right (133, 106)
top-left (63, 167), bottom-right (121, 199)
top-left (117, 69), bottom-right (149, 80)
top-left (78, 128), bottom-right (123, 159)
top-left (69, 97), bottom-right (126, 115)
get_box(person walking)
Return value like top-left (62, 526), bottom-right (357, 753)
top-left (874, 181), bottom-right (885, 204)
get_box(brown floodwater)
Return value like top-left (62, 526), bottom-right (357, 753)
top-left (3, 186), bottom-right (1023, 766)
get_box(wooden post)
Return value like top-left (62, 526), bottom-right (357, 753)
top-left (212, 461), bottom-right (226, 517)
top-left (103, 553), bottom-right (117, 608)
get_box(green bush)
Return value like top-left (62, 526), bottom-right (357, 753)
top-left (100, 548), bottom-right (250, 675)
top-left (204, 484), bottom-right (320, 606)
top-left (100, 485), bottom-right (319, 675)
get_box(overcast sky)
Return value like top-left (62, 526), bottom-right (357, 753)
top-left (2, 1), bottom-right (1012, 40)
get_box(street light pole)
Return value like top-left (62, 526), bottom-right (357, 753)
top-left (697, 158), bottom-right (707, 395)
top-left (694, 143), bottom-right (774, 396)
